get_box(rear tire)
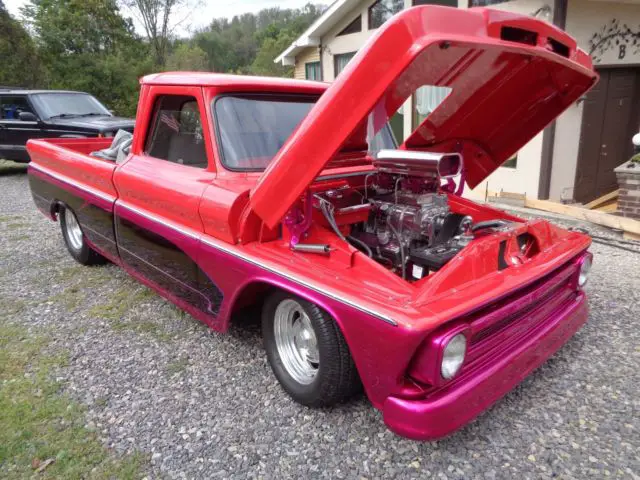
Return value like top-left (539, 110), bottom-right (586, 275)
top-left (59, 205), bottom-right (106, 266)
top-left (262, 291), bottom-right (361, 407)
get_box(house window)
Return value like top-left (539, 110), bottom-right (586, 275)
top-left (413, 85), bottom-right (452, 128)
top-left (305, 62), bottom-right (322, 81)
top-left (337, 15), bottom-right (362, 36)
top-left (413, 0), bottom-right (458, 5)
top-left (502, 155), bottom-right (518, 168)
top-left (145, 95), bottom-right (208, 169)
top-left (469, 0), bottom-right (512, 6)
top-left (368, 0), bottom-right (404, 29)
top-left (334, 52), bottom-right (356, 77)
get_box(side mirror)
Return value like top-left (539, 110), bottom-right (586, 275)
top-left (18, 111), bottom-right (37, 122)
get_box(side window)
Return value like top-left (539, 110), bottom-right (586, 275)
top-left (0, 95), bottom-right (34, 120)
top-left (145, 95), bottom-right (208, 169)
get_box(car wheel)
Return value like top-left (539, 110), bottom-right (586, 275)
top-left (262, 291), bottom-right (361, 407)
top-left (59, 205), bottom-right (106, 266)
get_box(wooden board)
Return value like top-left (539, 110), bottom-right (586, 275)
top-left (524, 198), bottom-right (640, 235)
top-left (585, 189), bottom-right (619, 210)
top-left (623, 231), bottom-right (640, 242)
top-left (596, 202), bottom-right (618, 214)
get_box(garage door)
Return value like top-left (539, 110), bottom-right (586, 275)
top-left (575, 67), bottom-right (640, 203)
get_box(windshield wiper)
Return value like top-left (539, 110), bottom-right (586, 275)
top-left (75, 112), bottom-right (109, 117)
top-left (48, 113), bottom-right (80, 119)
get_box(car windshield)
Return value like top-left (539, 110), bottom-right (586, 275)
top-left (213, 95), bottom-right (396, 171)
top-left (30, 93), bottom-right (111, 119)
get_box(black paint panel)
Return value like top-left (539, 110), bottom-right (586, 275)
top-left (115, 215), bottom-right (223, 316)
top-left (28, 173), bottom-right (118, 259)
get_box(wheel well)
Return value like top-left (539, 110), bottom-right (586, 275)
top-left (50, 200), bottom-right (63, 220)
top-left (228, 281), bottom-right (275, 325)
top-left (227, 281), bottom-right (345, 336)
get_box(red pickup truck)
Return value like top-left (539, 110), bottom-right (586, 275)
top-left (27, 7), bottom-right (597, 440)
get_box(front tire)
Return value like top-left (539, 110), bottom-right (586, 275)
top-left (262, 291), bottom-right (361, 407)
top-left (59, 205), bottom-right (106, 266)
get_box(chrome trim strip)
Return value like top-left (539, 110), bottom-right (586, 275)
top-left (117, 201), bottom-right (200, 240)
top-left (117, 201), bottom-right (398, 326)
top-left (316, 171), bottom-right (371, 181)
top-left (29, 162), bottom-right (115, 203)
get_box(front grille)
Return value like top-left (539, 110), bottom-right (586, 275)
top-left (465, 262), bottom-right (578, 367)
top-left (422, 261), bottom-right (580, 394)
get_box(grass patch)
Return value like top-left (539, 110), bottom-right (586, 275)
top-left (89, 286), bottom-right (173, 341)
top-left (56, 285), bottom-right (85, 311)
top-left (0, 159), bottom-right (27, 175)
top-left (4, 223), bottom-right (28, 230)
top-left (0, 323), bottom-right (147, 479)
top-left (110, 319), bottom-right (174, 342)
top-left (9, 234), bottom-right (30, 241)
top-left (43, 266), bottom-right (112, 311)
top-left (0, 215), bottom-right (21, 223)
top-left (88, 286), bottom-right (155, 321)
top-left (0, 297), bottom-right (27, 317)
top-left (166, 356), bottom-right (189, 377)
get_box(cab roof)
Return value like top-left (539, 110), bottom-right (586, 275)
top-left (140, 72), bottom-right (328, 94)
top-left (0, 89), bottom-right (90, 95)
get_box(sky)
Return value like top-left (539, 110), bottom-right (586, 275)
top-left (5, 0), bottom-right (333, 34)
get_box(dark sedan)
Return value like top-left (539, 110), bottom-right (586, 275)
top-left (0, 89), bottom-right (134, 162)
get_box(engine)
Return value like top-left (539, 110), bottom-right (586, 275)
top-left (316, 150), bottom-right (477, 280)
top-left (350, 188), bottom-right (473, 279)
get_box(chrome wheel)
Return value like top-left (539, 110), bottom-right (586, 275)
top-left (273, 299), bottom-right (319, 385)
top-left (64, 208), bottom-right (83, 251)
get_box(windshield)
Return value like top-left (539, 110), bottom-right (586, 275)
top-left (213, 95), bottom-right (396, 171)
top-left (30, 93), bottom-right (111, 119)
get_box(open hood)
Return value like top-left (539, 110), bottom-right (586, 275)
top-left (250, 6), bottom-right (597, 228)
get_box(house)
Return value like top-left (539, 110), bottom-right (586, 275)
top-left (275, 0), bottom-right (640, 203)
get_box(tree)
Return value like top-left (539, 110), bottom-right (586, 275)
top-left (120, 0), bottom-right (197, 66)
top-left (0, 3), bottom-right (42, 87)
top-left (193, 3), bottom-right (324, 75)
top-left (250, 30), bottom-right (296, 77)
top-left (22, 0), bottom-right (152, 116)
top-left (165, 43), bottom-right (207, 71)
top-left (22, 0), bottom-right (136, 57)
top-left (192, 29), bottom-right (232, 72)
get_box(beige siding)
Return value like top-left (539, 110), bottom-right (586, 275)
top-left (293, 48), bottom-right (321, 80)
top-left (461, 0), bottom-right (549, 201)
top-left (320, 1), bottom-right (375, 81)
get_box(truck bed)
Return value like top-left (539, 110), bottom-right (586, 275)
top-left (27, 137), bottom-right (119, 204)
top-left (27, 137), bottom-right (121, 260)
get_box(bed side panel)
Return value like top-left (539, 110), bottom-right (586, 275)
top-left (26, 138), bottom-right (120, 261)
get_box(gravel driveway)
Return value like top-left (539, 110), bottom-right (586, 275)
top-left (1, 169), bottom-right (639, 479)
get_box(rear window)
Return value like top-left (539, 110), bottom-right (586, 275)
top-left (213, 94), bottom-right (396, 171)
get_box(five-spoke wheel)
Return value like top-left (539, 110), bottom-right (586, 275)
top-left (263, 291), bottom-right (361, 407)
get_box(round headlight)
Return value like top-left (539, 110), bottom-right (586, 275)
top-left (578, 256), bottom-right (592, 287)
top-left (441, 333), bottom-right (467, 380)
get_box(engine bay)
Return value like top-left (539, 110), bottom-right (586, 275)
top-left (308, 150), bottom-right (517, 281)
